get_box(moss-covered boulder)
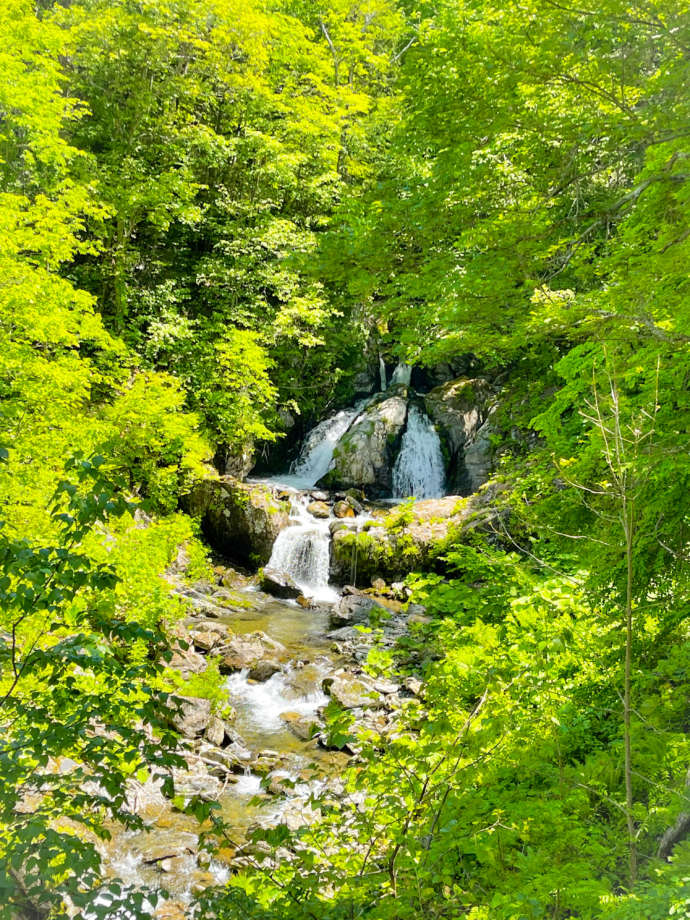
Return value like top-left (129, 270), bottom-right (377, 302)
top-left (183, 476), bottom-right (290, 567)
top-left (319, 392), bottom-right (407, 496)
top-left (329, 491), bottom-right (500, 585)
top-left (423, 377), bottom-right (494, 494)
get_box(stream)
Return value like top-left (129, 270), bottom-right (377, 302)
top-left (100, 368), bottom-right (446, 914)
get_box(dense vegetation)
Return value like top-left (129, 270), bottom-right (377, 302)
top-left (0, 0), bottom-right (688, 917)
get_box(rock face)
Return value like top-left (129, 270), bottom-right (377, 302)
top-left (423, 377), bottom-right (494, 493)
top-left (183, 476), bottom-right (290, 566)
top-left (320, 393), bottom-right (408, 496)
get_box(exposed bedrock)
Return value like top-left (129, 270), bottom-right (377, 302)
top-left (183, 476), bottom-right (290, 567)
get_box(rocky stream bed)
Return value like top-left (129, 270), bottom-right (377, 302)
top-left (99, 558), bottom-right (425, 918)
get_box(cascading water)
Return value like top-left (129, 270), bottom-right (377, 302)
top-left (389, 362), bottom-right (412, 387)
top-left (267, 496), bottom-right (337, 602)
top-left (285, 401), bottom-right (366, 489)
top-left (392, 404), bottom-right (445, 499)
top-left (379, 355), bottom-right (387, 391)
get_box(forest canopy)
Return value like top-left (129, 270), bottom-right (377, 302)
top-left (0, 0), bottom-right (689, 917)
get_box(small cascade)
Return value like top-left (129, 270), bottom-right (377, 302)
top-left (392, 404), bottom-right (445, 499)
top-left (379, 355), bottom-right (387, 391)
top-left (389, 362), bottom-right (412, 387)
top-left (267, 496), bottom-right (336, 602)
top-left (287, 402), bottom-right (365, 489)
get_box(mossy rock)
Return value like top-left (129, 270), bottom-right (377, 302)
top-left (183, 476), bottom-right (290, 568)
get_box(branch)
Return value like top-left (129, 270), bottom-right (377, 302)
top-left (658, 768), bottom-right (690, 859)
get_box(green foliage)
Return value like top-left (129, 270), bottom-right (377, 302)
top-left (0, 456), bottom-right (185, 917)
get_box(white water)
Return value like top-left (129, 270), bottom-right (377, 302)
top-left (389, 362), bottom-right (412, 387)
top-left (392, 404), bottom-right (445, 499)
top-left (267, 496), bottom-right (337, 602)
top-left (284, 402), bottom-right (365, 489)
top-left (379, 355), bottom-right (387, 391)
top-left (226, 664), bottom-right (329, 736)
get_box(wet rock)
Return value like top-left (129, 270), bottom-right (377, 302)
top-left (423, 377), bottom-right (494, 493)
top-left (333, 500), bottom-right (355, 518)
top-left (279, 711), bottom-right (320, 741)
top-left (261, 568), bottom-right (301, 599)
top-left (330, 492), bottom-right (502, 584)
top-left (248, 659), bottom-right (282, 682)
top-left (320, 393), bottom-right (408, 496)
top-left (329, 519), bottom-right (358, 536)
top-left (251, 750), bottom-right (304, 777)
top-left (330, 594), bottom-right (386, 629)
top-left (371, 576), bottom-right (387, 592)
top-left (310, 490), bottom-right (329, 502)
top-left (323, 671), bottom-right (383, 710)
top-left (219, 631), bottom-right (287, 673)
top-left (170, 696), bottom-right (211, 738)
top-left (307, 500), bottom-right (330, 518)
top-left (183, 476), bottom-right (290, 567)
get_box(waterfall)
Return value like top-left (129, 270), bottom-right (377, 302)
top-left (392, 405), bottom-right (445, 499)
top-left (287, 403), bottom-right (364, 489)
top-left (389, 362), bottom-right (412, 387)
top-left (267, 497), bottom-right (337, 602)
top-left (379, 356), bottom-right (387, 391)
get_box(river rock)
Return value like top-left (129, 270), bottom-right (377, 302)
top-left (168, 643), bottom-right (207, 677)
top-left (329, 491), bottom-right (503, 584)
top-left (248, 659), bottom-right (282, 682)
top-left (218, 632), bottom-right (287, 673)
top-left (329, 594), bottom-right (387, 628)
top-left (323, 671), bottom-right (383, 709)
top-left (189, 622), bottom-right (231, 652)
top-left (319, 393), bottom-right (408, 496)
top-left (261, 567), bottom-right (301, 599)
top-left (333, 500), bottom-right (355, 518)
top-left (279, 711), bottom-right (320, 741)
top-left (183, 476), bottom-right (290, 567)
top-left (307, 500), bottom-right (330, 518)
top-left (310, 490), bottom-right (330, 502)
top-left (204, 714), bottom-right (227, 747)
top-left (170, 695), bottom-right (211, 737)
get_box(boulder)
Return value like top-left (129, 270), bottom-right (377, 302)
top-left (183, 476), bottom-right (290, 567)
top-left (329, 594), bottom-right (387, 629)
top-left (333, 500), bottom-right (355, 519)
top-left (189, 622), bottom-right (231, 652)
top-left (309, 490), bottom-right (330, 502)
top-left (320, 394), bottom-right (408, 496)
top-left (218, 632), bottom-right (287, 673)
top-left (323, 671), bottom-right (383, 710)
top-left (279, 711), bottom-right (320, 741)
top-left (170, 696), bottom-right (211, 738)
top-left (423, 378), bottom-right (494, 494)
top-left (330, 491), bottom-right (502, 584)
top-left (307, 500), bottom-right (331, 518)
top-left (204, 714), bottom-right (227, 747)
top-left (261, 568), bottom-right (301, 599)
top-left (248, 659), bottom-right (282, 682)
